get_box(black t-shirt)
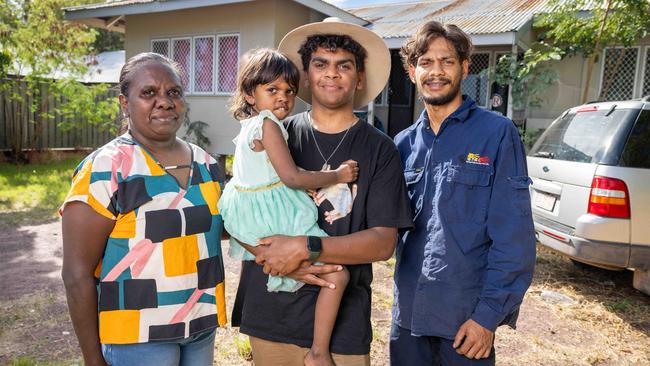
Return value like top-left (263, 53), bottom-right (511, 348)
top-left (232, 111), bottom-right (413, 355)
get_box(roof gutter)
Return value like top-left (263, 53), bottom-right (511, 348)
top-left (65, 0), bottom-right (253, 20)
top-left (383, 32), bottom-right (516, 49)
top-left (65, 0), bottom-right (366, 26)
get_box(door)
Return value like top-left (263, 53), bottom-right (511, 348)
top-left (387, 50), bottom-right (415, 138)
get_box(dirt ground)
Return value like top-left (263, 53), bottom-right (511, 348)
top-left (1, 219), bottom-right (649, 365)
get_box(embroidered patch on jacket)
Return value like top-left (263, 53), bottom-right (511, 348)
top-left (466, 153), bottom-right (490, 166)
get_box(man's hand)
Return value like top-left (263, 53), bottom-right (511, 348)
top-left (453, 319), bottom-right (494, 359)
top-left (285, 262), bottom-right (344, 288)
top-left (255, 235), bottom-right (309, 276)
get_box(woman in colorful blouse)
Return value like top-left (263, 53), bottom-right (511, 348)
top-left (61, 53), bottom-right (226, 366)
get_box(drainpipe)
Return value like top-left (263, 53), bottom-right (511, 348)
top-left (368, 100), bottom-right (375, 126)
top-left (507, 40), bottom-right (517, 120)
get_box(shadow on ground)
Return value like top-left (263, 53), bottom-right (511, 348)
top-left (533, 246), bottom-right (650, 337)
top-left (0, 219), bottom-right (79, 364)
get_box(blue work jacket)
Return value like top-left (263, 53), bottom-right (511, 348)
top-left (393, 96), bottom-right (536, 339)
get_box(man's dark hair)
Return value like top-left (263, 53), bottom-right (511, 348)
top-left (298, 34), bottom-right (367, 72)
top-left (400, 21), bottom-right (473, 72)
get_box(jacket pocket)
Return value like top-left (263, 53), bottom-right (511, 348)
top-left (507, 176), bottom-right (533, 216)
top-left (443, 164), bottom-right (493, 224)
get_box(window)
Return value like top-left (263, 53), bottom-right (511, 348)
top-left (171, 38), bottom-right (192, 91)
top-left (151, 34), bottom-right (239, 95)
top-left (374, 86), bottom-right (388, 106)
top-left (194, 36), bottom-right (214, 94)
top-left (599, 47), bottom-right (639, 101)
top-left (151, 39), bottom-right (169, 57)
top-left (642, 48), bottom-right (650, 97)
top-left (530, 109), bottom-right (639, 164)
top-left (217, 35), bottom-right (239, 94)
top-left (461, 53), bottom-right (490, 107)
top-left (620, 110), bottom-right (650, 169)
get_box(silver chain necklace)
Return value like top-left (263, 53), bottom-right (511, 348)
top-left (308, 112), bottom-right (356, 171)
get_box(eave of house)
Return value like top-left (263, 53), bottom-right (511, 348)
top-left (64, 0), bottom-right (367, 33)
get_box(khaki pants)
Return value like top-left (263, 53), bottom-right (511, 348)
top-left (249, 336), bottom-right (371, 366)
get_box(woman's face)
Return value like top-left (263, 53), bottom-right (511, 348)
top-left (119, 62), bottom-right (187, 142)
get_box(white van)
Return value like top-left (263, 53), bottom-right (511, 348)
top-left (527, 97), bottom-right (650, 295)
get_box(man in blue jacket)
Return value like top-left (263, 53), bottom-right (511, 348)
top-left (391, 21), bottom-right (536, 365)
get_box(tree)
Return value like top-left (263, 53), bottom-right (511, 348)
top-left (535, 0), bottom-right (650, 103)
top-left (486, 0), bottom-right (650, 131)
top-left (93, 28), bottom-right (125, 53)
top-left (0, 0), bottom-right (119, 161)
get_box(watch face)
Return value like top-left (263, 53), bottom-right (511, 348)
top-left (308, 236), bottom-right (322, 252)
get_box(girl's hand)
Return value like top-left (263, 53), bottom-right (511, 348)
top-left (335, 160), bottom-right (359, 183)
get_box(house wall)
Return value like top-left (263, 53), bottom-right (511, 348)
top-left (123, 0), bottom-right (325, 155)
top-left (528, 34), bottom-right (650, 131)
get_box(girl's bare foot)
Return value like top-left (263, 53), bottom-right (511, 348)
top-left (305, 349), bottom-right (335, 366)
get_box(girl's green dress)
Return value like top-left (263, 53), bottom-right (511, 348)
top-left (218, 110), bottom-right (327, 292)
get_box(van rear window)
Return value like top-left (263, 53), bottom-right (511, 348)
top-left (620, 110), bottom-right (650, 169)
top-left (529, 109), bottom-right (639, 164)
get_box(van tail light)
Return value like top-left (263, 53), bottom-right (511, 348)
top-left (588, 176), bottom-right (630, 219)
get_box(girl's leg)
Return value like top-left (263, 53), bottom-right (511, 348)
top-left (179, 329), bottom-right (216, 366)
top-left (305, 266), bottom-right (350, 366)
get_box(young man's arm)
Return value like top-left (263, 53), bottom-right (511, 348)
top-left (453, 123), bottom-right (536, 360)
top-left (257, 141), bottom-right (412, 275)
top-left (255, 227), bottom-right (397, 276)
top-left (236, 238), bottom-right (344, 288)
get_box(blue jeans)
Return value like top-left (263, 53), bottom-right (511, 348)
top-left (102, 329), bottom-right (216, 366)
top-left (390, 323), bottom-right (495, 366)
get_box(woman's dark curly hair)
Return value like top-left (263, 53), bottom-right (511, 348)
top-left (298, 34), bottom-right (367, 72)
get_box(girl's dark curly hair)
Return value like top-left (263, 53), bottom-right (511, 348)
top-left (230, 48), bottom-right (300, 120)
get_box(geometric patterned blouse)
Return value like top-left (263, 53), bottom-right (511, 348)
top-left (61, 132), bottom-right (226, 344)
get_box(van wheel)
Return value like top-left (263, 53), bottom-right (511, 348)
top-left (570, 259), bottom-right (591, 270)
top-left (633, 269), bottom-right (650, 296)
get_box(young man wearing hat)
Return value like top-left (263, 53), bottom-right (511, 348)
top-left (390, 21), bottom-right (536, 365)
top-left (231, 18), bottom-right (413, 366)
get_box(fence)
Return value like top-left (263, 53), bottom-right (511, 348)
top-left (0, 77), bottom-right (118, 152)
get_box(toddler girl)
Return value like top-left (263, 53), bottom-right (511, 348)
top-left (218, 48), bottom-right (355, 366)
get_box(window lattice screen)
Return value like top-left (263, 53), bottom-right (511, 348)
top-left (217, 35), bottom-right (239, 93)
top-left (152, 35), bottom-right (239, 94)
top-left (462, 53), bottom-right (490, 106)
top-left (643, 48), bottom-right (650, 97)
top-left (194, 36), bottom-right (214, 93)
top-left (600, 47), bottom-right (638, 101)
top-left (151, 40), bottom-right (169, 57)
top-left (172, 38), bottom-right (192, 91)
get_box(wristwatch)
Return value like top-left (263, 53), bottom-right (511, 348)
top-left (307, 236), bottom-right (322, 262)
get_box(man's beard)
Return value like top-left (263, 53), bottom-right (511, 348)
top-left (420, 79), bottom-right (461, 106)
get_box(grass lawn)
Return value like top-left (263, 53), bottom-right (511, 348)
top-left (0, 156), bottom-right (83, 226)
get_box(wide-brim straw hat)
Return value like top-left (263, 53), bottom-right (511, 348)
top-left (278, 17), bottom-right (390, 109)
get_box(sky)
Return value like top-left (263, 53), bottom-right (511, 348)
top-left (325, 0), bottom-right (418, 9)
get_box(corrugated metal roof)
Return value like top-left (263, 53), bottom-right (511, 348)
top-left (348, 0), bottom-right (552, 38)
top-left (66, 0), bottom-right (154, 12)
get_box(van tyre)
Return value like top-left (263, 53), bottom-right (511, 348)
top-left (632, 268), bottom-right (650, 296)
